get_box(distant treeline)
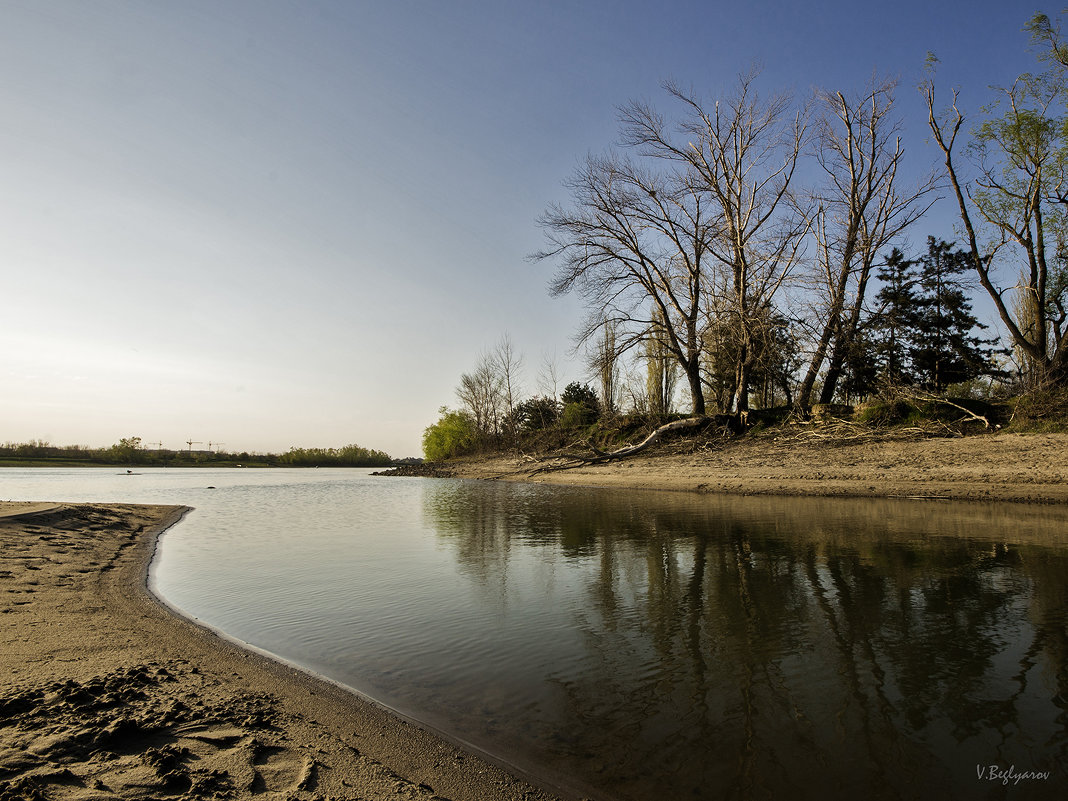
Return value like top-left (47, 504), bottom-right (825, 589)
top-left (0, 437), bottom-right (392, 468)
top-left (275, 445), bottom-right (392, 467)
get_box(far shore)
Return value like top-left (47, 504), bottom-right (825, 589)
top-left (0, 502), bottom-right (565, 801)
top-left (396, 430), bottom-right (1068, 505)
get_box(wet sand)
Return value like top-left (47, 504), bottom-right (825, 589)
top-left (0, 502), bottom-right (564, 801)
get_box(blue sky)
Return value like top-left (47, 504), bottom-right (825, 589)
top-left (0, 1), bottom-right (1042, 457)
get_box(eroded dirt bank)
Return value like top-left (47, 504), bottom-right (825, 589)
top-left (418, 431), bottom-right (1068, 504)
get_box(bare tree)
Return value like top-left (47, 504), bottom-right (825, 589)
top-left (456, 352), bottom-right (503, 449)
top-left (536, 349), bottom-right (561, 402)
top-left (645, 306), bottom-right (679, 418)
top-left (587, 318), bottom-right (620, 416)
top-left (493, 334), bottom-right (524, 453)
top-left (535, 146), bottom-right (717, 415)
top-left (621, 71), bottom-right (811, 412)
top-left (620, 356), bottom-right (650, 416)
top-left (796, 78), bottom-right (939, 408)
top-left (923, 40), bottom-right (1068, 386)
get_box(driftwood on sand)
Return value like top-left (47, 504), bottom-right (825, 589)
top-left (532, 416), bottom-right (709, 473)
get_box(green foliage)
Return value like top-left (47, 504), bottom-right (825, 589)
top-left (277, 444), bottom-right (392, 467)
top-left (855, 398), bottom-right (922, 426)
top-left (1027, 13), bottom-right (1068, 66)
top-left (1008, 387), bottom-right (1068, 431)
top-left (558, 382), bottom-right (600, 428)
top-left (855, 395), bottom-right (1000, 429)
top-left (742, 406), bottom-right (793, 434)
top-left (869, 239), bottom-right (1007, 394)
top-left (10, 439), bottom-right (57, 458)
top-left (559, 400), bottom-right (597, 429)
top-left (109, 436), bottom-right (143, 465)
top-left (0, 439), bottom-right (392, 467)
top-left (515, 396), bottom-right (560, 432)
top-left (560, 381), bottom-right (599, 410)
top-left (931, 18), bottom-right (1068, 384)
top-left (422, 407), bottom-right (477, 461)
top-left (644, 312), bottom-right (678, 418)
top-left (909, 239), bottom-right (1006, 391)
top-left (838, 331), bottom-right (880, 402)
top-left (873, 247), bottom-right (920, 387)
top-left (703, 308), bottom-right (798, 410)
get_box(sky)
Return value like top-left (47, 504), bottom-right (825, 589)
top-left (0, 0), bottom-right (1044, 458)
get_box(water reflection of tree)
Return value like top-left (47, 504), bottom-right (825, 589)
top-left (1021, 550), bottom-right (1068, 762)
top-left (422, 484), bottom-right (1068, 800)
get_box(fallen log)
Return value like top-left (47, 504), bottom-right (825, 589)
top-left (527, 417), bottom-right (713, 475)
top-left (585, 416), bottom-right (709, 461)
top-left (902, 391), bottom-right (992, 430)
top-left (588, 416), bottom-right (710, 460)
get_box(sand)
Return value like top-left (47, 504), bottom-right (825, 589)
top-left (437, 431), bottom-right (1068, 504)
top-left (0, 502), bottom-right (564, 801)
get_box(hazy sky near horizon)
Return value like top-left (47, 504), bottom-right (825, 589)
top-left (0, 0), bottom-right (1040, 457)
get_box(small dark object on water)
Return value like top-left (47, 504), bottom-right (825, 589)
top-left (206, 486), bottom-right (216, 489)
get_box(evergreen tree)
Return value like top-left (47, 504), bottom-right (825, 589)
top-left (909, 238), bottom-right (1002, 392)
top-left (840, 329), bottom-right (880, 402)
top-left (559, 382), bottom-right (601, 427)
top-left (872, 247), bottom-right (921, 387)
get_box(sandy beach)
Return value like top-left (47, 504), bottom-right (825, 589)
top-left (0, 502), bottom-right (563, 801)
top-left (435, 431), bottom-right (1068, 504)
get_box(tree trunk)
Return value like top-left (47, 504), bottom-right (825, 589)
top-left (818, 344), bottom-right (845, 404)
top-left (735, 344), bottom-right (751, 412)
top-left (797, 316), bottom-right (838, 409)
top-left (685, 361), bottom-right (706, 416)
top-left (818, 264), bottom-right (872, 405)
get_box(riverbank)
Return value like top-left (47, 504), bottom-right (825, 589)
top-left (0, 502), bottom-right (564, 801)
top-left (409, 430), bottom-right (1068, 504)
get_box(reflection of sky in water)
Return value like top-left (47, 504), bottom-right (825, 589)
top-left (5, 468), bottom-right (1067, 801)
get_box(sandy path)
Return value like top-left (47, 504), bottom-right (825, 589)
top-left (0, 502), bottom-right (564, 801)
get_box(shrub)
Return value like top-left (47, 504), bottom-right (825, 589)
top-left (560, 400), bottom-right (598, 429)
top-left (422, 407), bottom-right (477, 461)
top-left (559, 382), bottom-right (600, 428)
top-left (516, 396), bottom-right (560, 432)
top-left (561, 382), bottom-right (600, 411)
top-left (855, 399), bottom-right (919, 426)
top-left (1008, 387), bottom-right (1068, 431)
top-left (278, 444), bottom-right (392, 467)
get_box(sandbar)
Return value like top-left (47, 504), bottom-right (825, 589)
top-left (435, 431), bottom-right (1068, 504)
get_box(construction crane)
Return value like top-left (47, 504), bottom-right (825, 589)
top-left (186, 439), bottom-right (202, 454)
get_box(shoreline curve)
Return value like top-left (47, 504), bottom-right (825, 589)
top-left (0, 501), bottom-right (570, 801)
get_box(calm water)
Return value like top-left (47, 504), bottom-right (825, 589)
top-left (2, 467), bottom-right (1067, 800)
